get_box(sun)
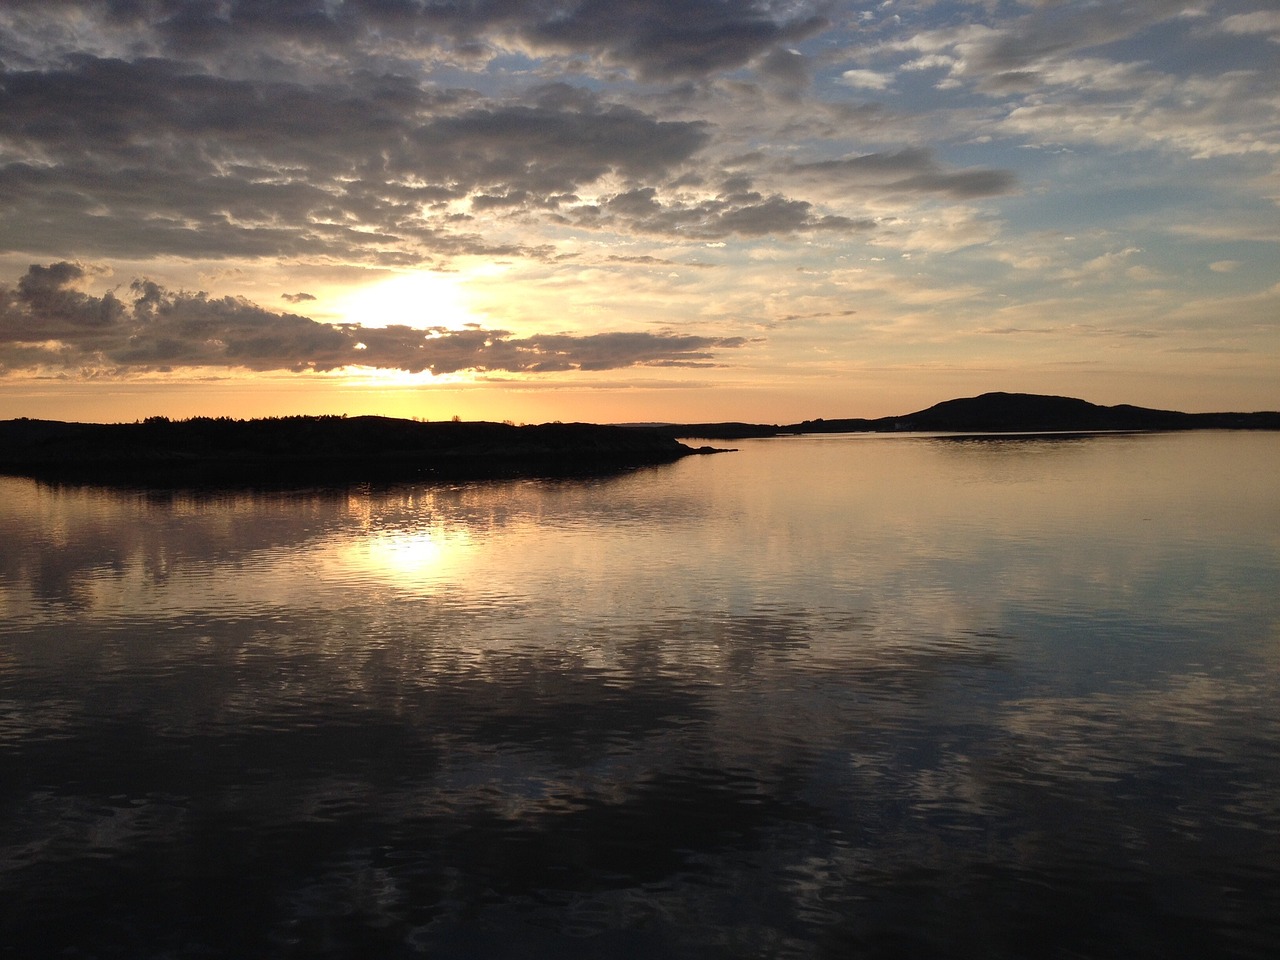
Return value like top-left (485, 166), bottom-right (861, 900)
top-left (336, 270), bottom-right (476, 331)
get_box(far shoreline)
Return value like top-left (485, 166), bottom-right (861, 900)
top-left (1, 392), bottom-right (1276, 487)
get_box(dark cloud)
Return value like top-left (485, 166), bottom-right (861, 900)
top-left (7, 0), bottom-right (830, 82)
top-left (281, 292), bottom-right (316, 303)
top-left (0, 55), bottom-right (710, 262)
top-left (756, 47), bottom-right (811, 91)
top-left (3, 262), bottom-right (126, 335)
top-left (403, 92), bottom-right (711, 195)
top-left (716, 195), bottom-right (824, 235)
top-left (891, 168), bottom-right (1018, 200)
top-left (0, 3), bottom-right (1009, 275)
top-left (352, 327), bottom-right (751, 374)
top-left (980, 71), bottom-right (1043, 93)
top-left (0, 57), bottom-right (437, 167)
top-left (512, 0), bottom-right (830, 81)
top-left (606, 187), bottom-right (664, 218)
top-left (787, 149), bottom-right (1017, 199)
top-left (0, 262), bottom-right (750, 375)
top-left (571, 187), bottom-right (875, 239)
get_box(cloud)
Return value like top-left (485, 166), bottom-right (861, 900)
top-left (542, 148), bottom-right (1011, 242)
top-left (999, 69), bottom-right (1280, 160)
top-left (405, 89), bottom-right (712, 195)
top-left (756, 47), bottom-right (811, 90)
top-left (786, 149), bottom-right (1017, 200)
top-left (840, 69), bottom-right (893, 91)
top-left (876, 1), bottom-right (1275, 99)
top-left (6, 0), bottom-right (831, 83)
top-left (0, 55), bottom-right (711, 262)
top-left (955, 1), bottom-right (1196, 74)
top-left (512, 0), bottom-right (831, 81)
top-left (16, 261), bottom-right (122, 322)
top-left (864, 2), bottom-right (1280, 171)
top-left (0, 262), bottom-right (751, 376)
top-left (0, 3), bottom-right (1022, 277)
top-left (281, 292), bottom-right (317, 303)
top-left (1219, 11), bottom-right (1280, 36)
top-left (901, 54), bottom-right (957, 73)
top-left (568, 185), bottom-right (874, 239)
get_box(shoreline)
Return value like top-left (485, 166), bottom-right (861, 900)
top-left (3, 391), bottom-right (1276, 486)
top-left (0, 416), bottom-right (726, 487)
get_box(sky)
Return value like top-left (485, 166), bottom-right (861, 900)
top-left (0, 0), bottom-right (1277, 424)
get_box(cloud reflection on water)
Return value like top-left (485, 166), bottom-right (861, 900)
top-left (2, 433), bottom-right (1279, 957)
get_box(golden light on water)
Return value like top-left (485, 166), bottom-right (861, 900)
top-left (358, 530), bottom-right (451, 580)
top-left (325, 524), bottom-right (475, 589)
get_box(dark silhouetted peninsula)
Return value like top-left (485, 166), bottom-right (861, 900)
top-left (656, 392), bottom-right (1280, 439)
top-left (0, 416), bottom-right (721, 485)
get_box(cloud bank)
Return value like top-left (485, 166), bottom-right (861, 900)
top-left (0, 2), bottom-right (1017, 269)
top-left (0, 263), bottom-right (749, 376)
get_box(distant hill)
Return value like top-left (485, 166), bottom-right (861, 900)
top-left (0, 416), bottom-right (719, 485)
top-left (658, 392), bottom-right (1280, 439)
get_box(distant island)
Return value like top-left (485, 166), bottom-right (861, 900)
top-left (1, 392), bottom-right (1276, 485)
top-left (653, 391), bottom-right (1280, 439)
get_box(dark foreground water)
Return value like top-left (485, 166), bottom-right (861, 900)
top-left (2, 431), bottom-right (1279, 959)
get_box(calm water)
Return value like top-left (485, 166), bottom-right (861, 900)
top-left (2, 431), bottom-right (1279, 959)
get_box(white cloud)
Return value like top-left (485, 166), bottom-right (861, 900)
top-left (840, 68), bottom-right (893, 91)
top-left (1219, 11), bottom-right (1280, 35)
top-left (901, 54), bottom-right (957, 72)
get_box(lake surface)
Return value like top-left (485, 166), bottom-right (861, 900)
top-left (3, 431), bottom-right (1279, 959)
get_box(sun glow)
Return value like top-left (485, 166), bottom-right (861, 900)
top-left (336, 270), bottom-right (477, 331)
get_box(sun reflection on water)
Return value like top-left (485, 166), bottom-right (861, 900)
top-left (313, 495), bottom-right (477, 593)
top-left (346, 528), bottom-right (454, 583)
